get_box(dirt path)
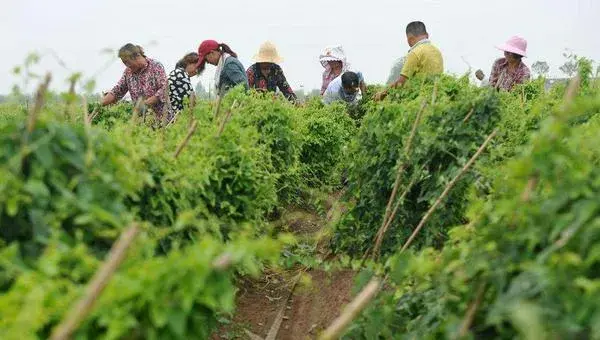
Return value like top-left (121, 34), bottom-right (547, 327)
top-left (213, 193), bottom-right (355, 339)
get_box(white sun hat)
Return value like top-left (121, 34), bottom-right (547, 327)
top-left (319, 45), bottom-right (347, 68)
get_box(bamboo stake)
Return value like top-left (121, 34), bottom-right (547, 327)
top-left (462, 107), bottom-right (475, 124)
top-left (456, 282), bottom-right (487, 339)
top-left (173, 120), bottom-right (198, 159)
top-left (400, 129), bottom-right (497, 252)
top-left (372, 172), bottom-right (419, 259)
top-left (265, 273), bottom-right (301, 340)
top-left (431, 78), bottom-right (439, 105)
top-left (82, 96), bottom-right (89, 127)
top-left (213, 95), bottom-right (223, 120)
top-left (318, 279), bottom-right (381, 340)
top-left (27, 73), bottom-right (51, 133)
top-left (50, 224), bottom-right (140, 340)
top-left (216, 100), bottom-right (238, 137)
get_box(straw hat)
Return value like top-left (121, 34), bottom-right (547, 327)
top-left (496, 36), bottom-right (528, 57)
top-left (253, 41), bottom-right (283, 64)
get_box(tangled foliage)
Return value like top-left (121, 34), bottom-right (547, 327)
top-left (0, 115), bottom-right (144, 260)
top-left (345, 86), bottom-right (600, 339)
top-left (333, 75), bottom-right (500, 256)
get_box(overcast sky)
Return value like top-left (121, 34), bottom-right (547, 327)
top-left (1, 0), bottom-right (598, 94)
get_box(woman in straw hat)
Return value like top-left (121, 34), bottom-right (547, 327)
top-left (489, 36), bottom-right (531, 91)
top-left (319, 45), bottom-right (366, 96)
top-left (246, 41), bottom-right (297, 102)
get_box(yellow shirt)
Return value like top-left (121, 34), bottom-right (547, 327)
top-left (401, 42), bottom-right (444, 78)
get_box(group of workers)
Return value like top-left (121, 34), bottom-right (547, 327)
top-left (100, 21), bottom-right (532, 122)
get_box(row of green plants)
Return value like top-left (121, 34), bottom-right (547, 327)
top-left (335, 59), bottom-right (600, 338)
top-left (0, 86), bottom-right (355, 339)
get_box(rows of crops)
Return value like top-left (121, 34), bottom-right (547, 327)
top-left (1, 57), bottom-right (599, 339)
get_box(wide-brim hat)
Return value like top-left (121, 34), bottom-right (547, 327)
top-left (496, 36), bottom-right (528, 57)
top-left (253, 41), bottom-right (283, 64)
top-left (319, 45), bottom-right (346, 68)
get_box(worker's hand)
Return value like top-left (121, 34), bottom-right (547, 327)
top-left (374, 89), bottom-right (388, 101)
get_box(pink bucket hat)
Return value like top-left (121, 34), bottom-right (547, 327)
top-left (496, 36), bottom-right (528, 57)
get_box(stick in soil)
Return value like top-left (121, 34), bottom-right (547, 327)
top-left (173, 120), bottom-right (198, 159)
top-left (265, 273), bottom-right (302, 340)
top-left (50, 224), bottom-right (140, 340)
top-left (318, 278), bottom-right (381, 340)
top-left (456, 282), bottom-right (487, 339)
top-left (563, 75), bottom-right (581, 109)
top-left (462, 107), bottom-right (475, 123)
top-left (372, 172), bottom-right (419, 259)
top-left (431, 78), bottom-right (439, 105)
top-left (216, 100), bottom-right (238, 137)
top-left (213, 95), bottom-right (223, 119)
top-left (27, 73), bottom-right (52, 133)
top-left (370, 100), bottom-right (427, 259)
top-left (400, 129), bottom-right (497, 252)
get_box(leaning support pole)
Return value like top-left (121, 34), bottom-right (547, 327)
top-left (173, 120), bottom-right (198, 158)
top-left (50, 224), bottom-right (140, 340)
top-left (27, 73), bottom-right (52, 134)
top-left (400, 129), bottom-right (497, 251)
top-left (318, 279), bottom-right (382, 340)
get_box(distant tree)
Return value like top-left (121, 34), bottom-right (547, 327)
top-left (386, 57), bottom-right (405, 85)
top-left (195, 81), bottom-right (209, 100)
top-left (531, 61), bottom-right (550, 78)
top-left (309, 89), bottom-right (321, 97)
top-left (559, 51), bottom-right (578, 77)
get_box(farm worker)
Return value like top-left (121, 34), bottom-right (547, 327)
top-left (196, 40), bottom-right (248, 97)
top-left (488, 36), bottom-right (531, 91)
top-left (168, 52), bottom-right (200, 113)
top-left (475, 69), bottom-right (489, 87)
top-left (101, 43), bottom-right (169, 120)
top-left (246, 42), bottom-right (297, 102)
top-left (319, 45), bottom-right (367, 96)
top-left (323, 71), bottom-right (361, 105)
top-left (375, 21), bottom-right (444, 100)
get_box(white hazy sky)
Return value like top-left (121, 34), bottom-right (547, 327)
top-left (1, 0), bottom-right (598, 94)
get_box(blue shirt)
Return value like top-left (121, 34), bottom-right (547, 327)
top-left (323, 71), bottom-right (363, 105)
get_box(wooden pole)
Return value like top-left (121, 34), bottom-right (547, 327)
top-left (318, 279), bottom-right (381, 340)
top-left (173, 120), bottom-right (198, 159)
top-left (400, 129), bottom-right (497, 252)
top-left (50, 224), bottom-right (140, 340)
top-left (27, 73), bottom-right (52, 133)
top-left (456, 282), bottom-right (487, 339)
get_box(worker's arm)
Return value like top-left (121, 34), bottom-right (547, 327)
top-left (144, 95), bottom-right (159, 107)
top-left (374, 75), bottom-right (407, 101)
top-left (101, 92), bottom-right (117, 106)
top-left (375, 51), bottom-right (417, 101)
